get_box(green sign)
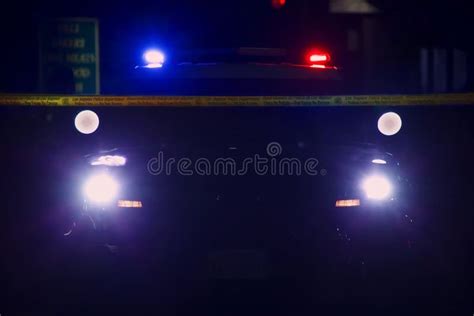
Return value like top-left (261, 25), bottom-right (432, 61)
top-left (39, 18), bottom-right (100, 94)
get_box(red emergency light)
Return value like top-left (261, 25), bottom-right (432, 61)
top-left (306, 49), bottom-right (331, 66)
top-left (272, 0), bottom-right (286, 9)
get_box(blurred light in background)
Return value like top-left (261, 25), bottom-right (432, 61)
top-left (271, 0), bottom-right (286, 9)
top-left (371, 159), bottom-right (387, 164)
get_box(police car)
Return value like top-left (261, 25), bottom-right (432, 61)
top-left (61, 45), bottom-right (421, 305)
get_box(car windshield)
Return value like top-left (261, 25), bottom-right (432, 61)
top-left (1, 1), bottom-right (473, 316)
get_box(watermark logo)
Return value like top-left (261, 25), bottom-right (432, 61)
top-left (147, 142), bottom-right (326, 177)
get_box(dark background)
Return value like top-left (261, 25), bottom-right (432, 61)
top-left (1, 105), bottom-right (473, 315)
top-left (0, 0), bottom-right (473, 94)
top-left (1, 1), bottom-right (474, 315)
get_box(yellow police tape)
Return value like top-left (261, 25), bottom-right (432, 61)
top-left (1, 93), bottom-right (474, 106)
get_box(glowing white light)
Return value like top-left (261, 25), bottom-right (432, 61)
top-left (91, 155), bottom-right (127, 166)
top-left (75, 110), bottom-right (99, 134)
top-left (83, 173), bottom-right (119, 204)
top-left (377, 112), bottom-right (402, 136)
top-left (144, 63), bottom-right (163, 69)
top-left (361, 175), bottom-right (392, 200)
top-left (143, 49), bottom-right (165, 65)
top-left (372, 159), bottom-right (387, 165)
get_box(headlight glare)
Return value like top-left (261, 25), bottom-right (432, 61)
top-left (361, 175), bottom-right (392, 200)
top-left (83, 173), bottom-right (119, 204)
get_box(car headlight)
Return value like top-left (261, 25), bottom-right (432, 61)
top-left (361, 175), bottom-right (392, 200)
top-left (83, 173), bottom-right (119, 204)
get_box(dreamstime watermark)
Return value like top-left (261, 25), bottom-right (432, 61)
top-left (147, 142), bottom-right (327, 177)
